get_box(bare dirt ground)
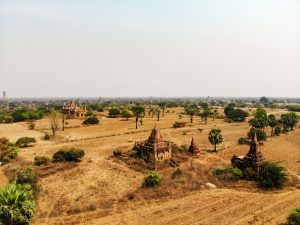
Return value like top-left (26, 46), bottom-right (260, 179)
top-left (0, 107), bottom-right (299, 225)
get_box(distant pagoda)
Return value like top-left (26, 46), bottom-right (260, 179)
top-left (188, 137), bottom-right (200, 156)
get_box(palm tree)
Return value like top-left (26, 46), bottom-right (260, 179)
top-left (208, 128), bottom-right (223, 152)
top-left (0, 183), bottom-right (35, 225)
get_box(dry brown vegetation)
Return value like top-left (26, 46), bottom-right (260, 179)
top-left (0, 107), bottom-right (299, 225)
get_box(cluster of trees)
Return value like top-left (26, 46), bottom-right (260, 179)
top-left (0, 108), bottom-right (49, 123)
top-left (224, 103), bottom-right (249, 122)
top-left (184, 103), bottom-right (218, 124)
top-left (286, 105), bottom-right (300, 112)
top-left (249, 108), bottom-right (299, 137)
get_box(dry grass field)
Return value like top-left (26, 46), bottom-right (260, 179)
top-left (0, 107), bottom-right (299, 225)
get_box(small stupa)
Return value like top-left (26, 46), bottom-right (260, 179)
top-left (188, 137), bottom-right (200, 156)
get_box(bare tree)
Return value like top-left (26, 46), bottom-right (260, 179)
top-left (48, 110), bottom-right (60, 136)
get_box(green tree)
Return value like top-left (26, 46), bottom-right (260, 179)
top-left (259, 96), bottom-right (269, 103)
top-left (158, 102), bottom-right (167, 117)
top-left (16, 137), bottom-right (36, 148)
top-left (200, 108), bottom-right (212, 124)
top-left (131, 105), bottom-right (145, 129)
top-left (121, 109), bottom-right (133, 121)
top-left (268, 114), bottom-right (278, 136)
top-left (280, 112), bottom-right (299, 131)
top-left (108, 108), bottom-right (121, 118)
top-left (208, 128), bottom-right (223, 152)
top-left (154, 107), bottom-right (161, 121)
top-left (0, 183), bottom-right (36, 225)
top-left (185, 104), bottom-right (199, 123)
top-left (257, 162), bottom-right (288, 189)
top-left (249, 108), bottom-right (268, 130)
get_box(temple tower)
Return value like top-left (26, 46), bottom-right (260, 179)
top-left (188, 137), bottom-right (200, 155)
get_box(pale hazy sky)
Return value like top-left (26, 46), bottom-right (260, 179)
top-left (0, 0), bottom-right (299, 98)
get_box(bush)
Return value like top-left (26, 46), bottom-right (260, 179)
top-left (243, 167), bottom-right (256, 180)
top-left (230, 167), bottom-right (243, 179)
top-left (274, 125), bottom-right (281, 136)
top-left (128, 150), bottom-right (138, 157)
top-left (43, 132), bottom-right (51, 140)
top-left (178, 144), bottom-right (189, 152)
top-left (34, 156), bottom-right (50, 166)
top-left (173, 121), bottom-right (187, 128)
top-left (83, 116), bottom-right (99, 125)
top-left (113, 149), bottom-right (122, 156)
top-left (13, 167), bottom-right (38, 192)
top-left (16, 137), bottom-right (36, 148)
top-left (53, 148), bottom-right (85, 162)
top-left (0, 137), bottom-right (19, 164)
top-left (247, 128), bottom-right (267, 142)
top-left (238, 137), bottom-right (248, 145)
top-left (0, 183), bottom-right (36, 225)
top-left (287, 206), bottom-right (300, 225)
top-left (143, 170), bottom-right (161, 188)
top-left (257, 162), bottom-right (288, 189)
top-left (28, 122), bottom-right (35, 130)
top-left (215, 167), bottom-right (227, 175)
top-left (85, 111), bottom-right (95, 117)
top-left (171, 168), bottom-right (182, 179)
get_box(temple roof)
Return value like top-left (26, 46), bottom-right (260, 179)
top-left (147, 125), bottom-right (163, 144)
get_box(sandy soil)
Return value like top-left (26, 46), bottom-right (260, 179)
top-left (0, 107), bottom-right (299, 225)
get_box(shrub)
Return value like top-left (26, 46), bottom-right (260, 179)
top-left (113, 149), bottom-right (122, 156)
top-left (0, 183), bottom-right (36, 225)
top-left (257, 161), bottom-right (288, 189)
top-left (53, 148), bottom-right (85, 162)
top-left (238, 137), bottom-right (248, 145)
top-left (43, 132), bottom-right (51, 140)
top-left (16, 137), bottom-right (36, 148)
top-left (230, 167), bottom-right (243, 179)
top-left (143, 170), bottom-right (161, 188)
top-left (243, 167), bottom-right (256, 179)
top-left (85, 111), bottom-right (95, 117)
top-left (171, 168), bottom-right (183, 179)
top-left (247, 128), bottom-right (267, 142)
top-left (13, 167), bottom-right (38, 192)
top-left (178, 144), bottom-right (189, 152)
top-left (128, 150), bottom-right (138, 157)
top-left (173, 121), bottom-right (187, 128)
top-left (287, 206), bottom-right (300, 225)
top-left (28, 122), bottom-right (35, 130)
top-left (127, 192), bottom-right (135, 200)
top-left (0, 137), bottom-right (19, 164)
top-left (83, 116), bottom-right (99, 125)
top-left (215, 167), bottom-right (227, 175)
top-left (34, 156), bottom-right (50, 166)
top-left (274, 125), bottom-right (281, 136)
